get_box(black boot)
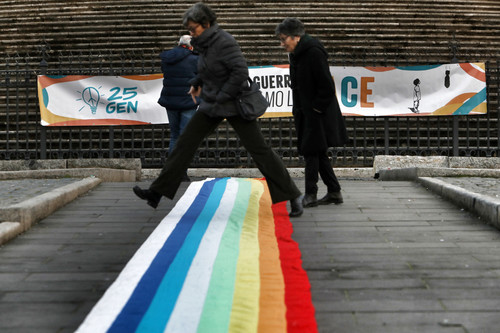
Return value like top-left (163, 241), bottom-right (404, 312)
top-left (302, 193), bottom-right (318, 208)
top-left (317, 191), bottom-right (343, 205)
top-left (133, 186), bottom-right (162, 209)
top-left (289, 196), bottom-right (303, 217)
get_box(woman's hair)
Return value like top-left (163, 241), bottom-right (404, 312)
top-left (275, 18), bottom-right (305, 37)
top-left (183, 2), bottom-right (217, 27)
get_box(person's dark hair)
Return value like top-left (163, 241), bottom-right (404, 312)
top-left (275, 18), bottom-right (305, 37)
top-left (183, 2), bottom-right (217, 28)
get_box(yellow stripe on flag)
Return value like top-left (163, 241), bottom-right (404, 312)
top-left (229, 179), bottom-right (263, 333)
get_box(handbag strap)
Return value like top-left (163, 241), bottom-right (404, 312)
top-left (244, 77), bottom-right (256, 89)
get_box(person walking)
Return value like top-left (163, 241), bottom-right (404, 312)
top-left (134, 3), bottom-right (303, 217)
top-left (275, 18), bottom-right (348, 208)
top-left (158, 35), bottom-right (198, 181)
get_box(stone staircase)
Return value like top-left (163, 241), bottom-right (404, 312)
top-left (0, 0), bottom-right (499, 167)
top-left (1, 0), bottom-right (499, 65)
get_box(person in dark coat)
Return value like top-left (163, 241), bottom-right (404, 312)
top-left (158, 35), bottom-right (199, 155)
top-left (133, 3), bottom-right (303, 217)
top-left (276, 18), bottom-right (348, 208)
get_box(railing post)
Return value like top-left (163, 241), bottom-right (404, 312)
top-left (449, 34), bottom-right (460, 156)
top-left (497, 61), bottom-right (500, 157)
top-left (109, 127), bottom-right (114, 158)
top-left (452, 117), bottom-right (459, 156)
top-left (384, 118), bottom-right (389, 155)
top-left (39, 42), bottom-right (48, 159)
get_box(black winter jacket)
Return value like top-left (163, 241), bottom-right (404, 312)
top-left (190, 23), bottom-right (248, 117)
top-left (158, 46), bottom-right (199, 111)
top-left (289, 34), bottom-right (348, 155)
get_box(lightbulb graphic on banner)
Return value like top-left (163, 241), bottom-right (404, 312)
top-left (81, 86), bottom-right (100, 114)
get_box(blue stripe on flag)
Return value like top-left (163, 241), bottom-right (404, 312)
top-left (107, 179), bottom-right (218, 333)
top-left (136, 178), bottom-right (228, 332)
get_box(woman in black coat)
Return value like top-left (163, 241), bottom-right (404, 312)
top-left (276, 18), bottom-right (348, 208)
top-left (133, 3), bottom-right (303, 217)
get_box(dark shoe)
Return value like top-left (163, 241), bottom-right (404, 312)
top-left (289, 196), bottom-right (303, 218)
top-left (302, 193), bottom-right (318, 208)
top-left (318, 191), bottom-right (343, 205)
top-left (133, 186), bottom-right (162, 209)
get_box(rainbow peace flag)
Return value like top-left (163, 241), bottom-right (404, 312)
top-left (77, 178), bottom-right (317, 333)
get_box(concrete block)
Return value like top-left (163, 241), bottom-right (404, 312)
top-left (440, 182), bottom-right (476, 210)
top-left (141, 168), bottom-right (160, 179)
top-left (473, 195), bottom-right (500, 228)
top-left (0, 160), bottom-right (24, 171)
top-left (0, 169), bottom-right (75, 180)
top-left (0, 160), bottom-right (66, 171)
top-left (142, 168), bottom-right (269, 179)
top-left (449, 157), bottom-right (500, 169)
top-left (418, 177), bottom-right (444, 195)
top-left (373, 155), bottom-right (449, 174)
top-left (0, 222), bottom-right (23, 245)
top-left (142, 167), bottom-right (371, 180)
top-left (419, 177), bottom-right (500, 230)
top-left (0, 168), bottom-right (135, 182)
top-left (335, 168), bottom-right (373, 178)
top-left (67, 158), bottom-right (141, 180)
top-left (424, 168), bottom-right (500, 178)
top-left (377, 167), bottom-right (418, 181)
top-left (0, 159), bottom-right (142, 180)
top-left (497, 206), bottom-right (500, 229)
top-left (191, 168), bottom-right (264, 178)
top-left (0, 177), bottom-right (102, 230)
top-left (381, 167), bottom-right (500, 181)
top-left (31, 160), bottom-right (68, 170)
top-left (86, 169), bottom-right (136, 182)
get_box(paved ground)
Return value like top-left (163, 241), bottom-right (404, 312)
top-left (1, 177), bottom-right (500, 332)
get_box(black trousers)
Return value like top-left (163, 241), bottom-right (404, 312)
top-left (304, 152), bottom-right (341, 195)
top-left (150, 111), bottom-right (301, 204)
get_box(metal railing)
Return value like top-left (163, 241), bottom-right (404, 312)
top-left (1, 47), bottom-right (499, 168)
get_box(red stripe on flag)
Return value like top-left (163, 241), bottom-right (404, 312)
top-left (272, 201), bottom-right (318, 333)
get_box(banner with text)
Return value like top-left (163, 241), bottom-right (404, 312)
top-left (38, 74), bottom-right (167, 126)
top-left (38, 63), bottom-right (486, 126)
top-left (251, 63), bottom-right (486, 117)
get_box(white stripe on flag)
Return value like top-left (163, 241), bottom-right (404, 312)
top-left (76, 179), bottom-right (209, 333)
top-left (164, 178), bottom-right (240, 333)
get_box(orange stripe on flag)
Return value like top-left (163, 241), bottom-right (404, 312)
top-left (257, 179), bottom-right (287, 333)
